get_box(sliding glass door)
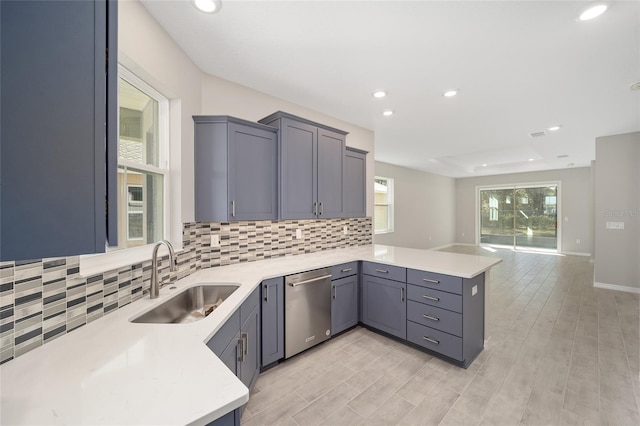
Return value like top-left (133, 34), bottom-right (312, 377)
top-left (480, 184), bottom-right (558, 250)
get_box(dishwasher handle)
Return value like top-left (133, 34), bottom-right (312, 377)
top-left (289, 274), bottom-right (332, 287)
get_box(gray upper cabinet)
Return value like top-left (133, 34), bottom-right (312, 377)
top-left (259, 111), bottom-right (347, 220)
top-left (344, 148), bottom-right (367, 218)
top-left (0, 0), bottom-right (118, 261)
top-left (194, 116), bottom-right (278, 222)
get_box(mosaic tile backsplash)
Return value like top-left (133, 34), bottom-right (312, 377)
top-left (0, 218), bottom-right (372, 364)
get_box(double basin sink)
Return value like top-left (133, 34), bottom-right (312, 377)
top-left (131, 284), bottom-right (239, 324)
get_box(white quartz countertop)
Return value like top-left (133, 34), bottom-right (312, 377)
top-left (0, 244), bottom-right (501, 426)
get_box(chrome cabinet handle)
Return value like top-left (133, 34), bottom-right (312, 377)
top-left (375, 269), bottom-right (389, 274)
top-left (423, 314), bottom-right (439, 322)
top-left (264, 284), bottom-right (268, 302)
top-left (423, 278), bottom-right (440, 284)
top-left (423, 336), bottom-right (439, 345)
top-left (400, 287), bottom-right (405, 301)
top-left (242, 332), bottom-right (248, 357)
top-left (341, 268), bottom-right (352, 273)
top-left (237, 337), bottom-right (244, 362)
top-left (313, 202), bottom-right (318, 216)
top-left (319, 202), bottom-right (323, 216)
top-left (289, 274), bottom-right (332, 287)
top-left (332, 285), bottom-right (336, 299)
top-left (423, 295), bottom-right (440, 301)
top-left (231, 200), bottom-right (236, 217)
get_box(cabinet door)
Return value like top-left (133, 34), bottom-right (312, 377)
top-left (344, 148), bottom-right (367, 218)
top-left (362, 275), bottom-right (407, 339)
top-left (331, 275), bottom-right (358, 335)
top-left (316, 128), bottom-right (345, 218)
top-left (228, 123), bottom-right (278, 221)
top-left (239, 303), bottom-right (260, 389)
top-left (0, 0), bottom-right (116, 261)
top-left (261, 277), bottom-right (284, 367)
top-left (218, 332), bottom-right (241, 377)
top-left (279, 119), bottom-right (317, 219)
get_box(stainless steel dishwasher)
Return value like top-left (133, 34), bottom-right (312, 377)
top-left (285, 268), bottom-right (332, 358)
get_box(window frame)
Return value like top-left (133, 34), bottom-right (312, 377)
top-left (79, 65), bottom-right (175, 277)
top-left (374, 176), bottom-right (394, 234)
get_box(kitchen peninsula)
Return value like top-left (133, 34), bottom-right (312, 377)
top-left (0, 245), bottom-right (500, 425)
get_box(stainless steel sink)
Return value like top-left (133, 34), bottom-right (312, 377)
top-left (131, 284), bottom-right (239, 324)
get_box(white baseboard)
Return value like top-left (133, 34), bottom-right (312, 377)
top-left (561, 251), bottom-right (592, 257)
top-left (594, 282), bottom-right (640, 294)
top-left (452, 243), bottom-right (477, 247)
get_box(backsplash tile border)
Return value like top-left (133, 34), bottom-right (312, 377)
top-left (0, 217), bottom-right (372, 364)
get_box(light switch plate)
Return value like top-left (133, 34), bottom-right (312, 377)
top-left (472, 285), bottom-right (478, 296)
top-left (343, 226), bottom-right (348, 235)
top-left (210, 234), bottom-right (220, 247)
top-left (295, 229), bottom-right (303, 239)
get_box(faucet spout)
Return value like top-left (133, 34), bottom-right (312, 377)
top-left (149, 240), bottom-right (177, 299)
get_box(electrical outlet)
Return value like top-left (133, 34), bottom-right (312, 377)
top-left (295, 228), bottom-right (303, 239)
top-left (472, 285), bottom-right (478, 296)
top-left (343, 226), bottom-right (348, 235)
top-left (210, 234), bottom-right (220, 247)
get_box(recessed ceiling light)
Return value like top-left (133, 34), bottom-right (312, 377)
top-left (194, 0), bottom-right (222, 13)
top-left (482, 164), bottom-right (488, 167)
top-left (373, 91), bottom-right (387, 98)
top-left (382, 110), bottom-right (394, 116)
top-left (528, 158), bottom-right (535, 162)
top-left (578, 2), bottom-right (608, 21)
top-left (548, 125), bottom-right (562, 132)
top-left (443, 89), bottom-right (459, 98)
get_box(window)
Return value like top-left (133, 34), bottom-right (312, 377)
top-left (374, 177), bottom-right (394, 234)
top-left (489, 196), bottom-right (499, 222)
top-left (113, 66), bottom-right (169, 250)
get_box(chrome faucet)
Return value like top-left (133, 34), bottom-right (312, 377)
top-left (149, 240), bottom-right (177, 299)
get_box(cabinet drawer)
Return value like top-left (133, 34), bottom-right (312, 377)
top-left (407, 300), bottom-right (462, 337)
top-left (407, 269), bottom-right (462, 295)
top-left (407, 321), bottom-right (462, 361)
top-left (207, 310), bottom-right (240, 357)
top-left (362, 262), bottom-right (406, 282)
top-left (240, 287), bottom-right (260, 325)
top-left (331, 262), bottom-right (358, 279)
top-left (406, 284), bottom-right (462, 313)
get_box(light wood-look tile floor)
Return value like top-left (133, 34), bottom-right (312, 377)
top-left (241, 246), bottom-right (640, 425)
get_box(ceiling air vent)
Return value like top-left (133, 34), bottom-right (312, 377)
top-left (557, 154), bottom-right (569, 159)
top-left (529, 131), bottom-right (547, 138)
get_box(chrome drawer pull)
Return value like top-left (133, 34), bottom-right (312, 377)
top-left (423, 314), bottom-right (439, 322)
top-left (375, 269), bottom-right (389, 274)
top-left (264, 284), bottom-right (268, 302)
top-left (423, 336), bottom-right (440, 345)
top-left (423, 295), bottom-right (440, 301)
top-left (340, 268), bottom-right (352, 273)
top-left (423, 278), bottom-right (440, 284)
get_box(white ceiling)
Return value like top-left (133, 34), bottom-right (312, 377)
top-left (140, 0), bottom-right (640, 177)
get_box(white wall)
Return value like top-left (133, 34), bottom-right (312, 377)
top-left (455, 167), bottom-right (593, 255)
top-left (373, 162), bottom-right (456, 250)
top-left (594, 132), bottom-right (639, 291)
top-left (200, 75), bottom-right (375, 217)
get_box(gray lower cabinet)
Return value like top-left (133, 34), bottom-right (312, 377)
top-left (331, 262), bottom-right (358, 336)
top-left (344, 147), bottom-right (368, 218)
top-left (1, 0), bottom-right (118, 261)
top-left (361, 274), bottom-right (407, 339)
top-left (259, 111), bottom-right (347, 219)
top-left (206, 288), bottom-right (261, 425)
top-left (405, 269), bottom-right (485, 368)
top-left (260, 277), bottom-right (284, 367)
top-left (194, 116), bottom-right (278, 222)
